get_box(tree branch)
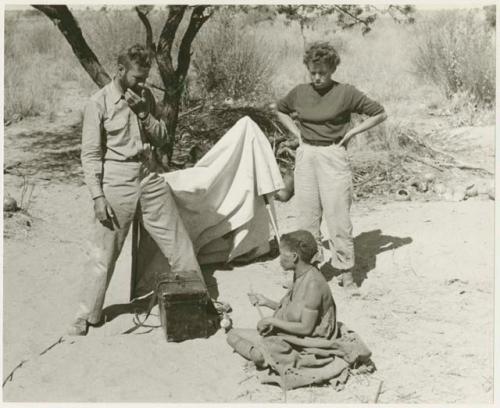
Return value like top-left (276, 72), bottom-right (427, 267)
top-left (156, 5), bottom-right (186, 89)
top-left (333, 5), bottom-right (371, 30)
top-left (177, 6), bottom-right (211, 82)
top-left (32, 5), bottom-right (110, 88)
top-left (135, 6), bottom-right (155, 56)
top-left (387, 5), bottom-right (415, 24)
top-left (157, 6), bottom-right (186, 54)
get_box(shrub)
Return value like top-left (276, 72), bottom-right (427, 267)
top-left (192, 10), bottom-right (276, 102)
top-left (413, 10), bottom-right (495, 106)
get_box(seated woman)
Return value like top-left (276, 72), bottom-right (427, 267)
top-left (227, 230), bottom-right (372, 389)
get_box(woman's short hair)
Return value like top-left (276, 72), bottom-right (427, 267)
top-left (303, 41), bottom-right (341, 70)
top-left (117, 44), bottom-right (152, 69)
top-left (281, 230), bottom-right (318, 264)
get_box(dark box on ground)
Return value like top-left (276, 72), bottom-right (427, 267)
top-left (157, 270), bottom-right (214, 342)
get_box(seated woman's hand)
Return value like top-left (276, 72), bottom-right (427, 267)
top-left (257, 317), bottom-right (274, 336)
top-left (247, 293), bottom-right (269, 307)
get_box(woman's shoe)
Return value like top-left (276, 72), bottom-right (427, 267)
top-left (66, 318), bottom-right (88, 336)
top-left (338, 270), bottom-right (356, 289)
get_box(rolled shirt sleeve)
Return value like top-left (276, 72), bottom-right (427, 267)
top-left (349, 85), bottom-right (385, 116)
top-left (140, 88), bottom-right (171, 148)
top-left (81, 99), bottom-right (105, 199)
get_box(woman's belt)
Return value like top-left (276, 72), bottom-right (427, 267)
top-left (302, 138), bottom-right (339, 146)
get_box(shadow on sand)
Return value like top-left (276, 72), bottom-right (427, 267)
top-left (320, 229), bottom-right (413, 287)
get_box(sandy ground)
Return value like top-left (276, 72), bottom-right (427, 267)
top-left (2, 111), bottom-right (495, 403)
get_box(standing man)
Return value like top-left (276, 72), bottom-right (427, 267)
top-left (68, 44), bottom-right (201, 335)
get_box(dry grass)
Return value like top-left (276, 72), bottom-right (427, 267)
top-left (3, 14), bottom-right (84, 118)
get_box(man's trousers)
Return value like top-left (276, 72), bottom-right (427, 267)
top-left (75, 160), bottom-right (201, 324)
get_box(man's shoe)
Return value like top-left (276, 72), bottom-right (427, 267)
top-left (67, 318), bottom-right (88, 336)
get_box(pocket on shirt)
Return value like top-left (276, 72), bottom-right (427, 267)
top-left (104, 115), bottom-right (128, 134)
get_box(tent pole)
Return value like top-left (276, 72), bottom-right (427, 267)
top-left (263, 194), bottom-right (280, 245)
top-left (130, 207), bottom-right (140, 302)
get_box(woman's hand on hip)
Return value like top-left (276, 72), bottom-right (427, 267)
top-left (339, 130), bottom-right (356, 147)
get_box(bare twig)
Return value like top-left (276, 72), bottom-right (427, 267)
top-left (21, 175), bottom-right (28, 209)
top-left (22, 181), bottom-right (35, 212)
top-left (3, 336), bottom-right (66, 387)
top-left (146, 80), bottom-right (167, 93)
top-left (437, 162), bottom-right (493, 174)
top-left (406, 155), bottom-right (444, 172)
top-left (373, 380), bottom-right (384, 403)
top-left (39, 336), bottom-right (65, 356)
top-left (404, 133), bottom-right (492, 175)
top-left (178, 104), bottom-right (204, 119)
top-left (2, 360), bottom-right (28, 387)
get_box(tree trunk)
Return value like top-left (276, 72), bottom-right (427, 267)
top-left (163, 94), bottom-right (180, 153)
top-left (155, 82), bottom-right (182, 168)
top-left (33, 5), bottom-right (110, 88)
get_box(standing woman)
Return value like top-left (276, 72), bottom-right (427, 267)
top-left (275, 42), bottom-right (387, 288)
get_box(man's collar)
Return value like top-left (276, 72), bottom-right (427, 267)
top-left (108, 78), bottom-right (125, 104)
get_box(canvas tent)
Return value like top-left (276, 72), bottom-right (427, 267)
top-left (130, 116), bottom-right (285, 300)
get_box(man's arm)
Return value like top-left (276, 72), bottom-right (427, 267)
top-left (81, 99), bottom-right (115, 224)
top-left (81, 100), bottom-right (105, 199)
top-left (125, 87), bottom-right (171, 149)
top-left (139, 91), bottom-right (171, 148)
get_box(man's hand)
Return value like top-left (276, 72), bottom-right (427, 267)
top-left (93, 196), bottom-right (114, 224)
top-left (124, 87), bottom-right (149, 118)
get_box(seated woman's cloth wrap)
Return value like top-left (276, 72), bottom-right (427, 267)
top-left (228, 268), bottom-right (373, 390)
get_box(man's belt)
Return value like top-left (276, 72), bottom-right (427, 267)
top-left (302, 138), bottom-right (340, 147)
top-left (106, 153), bottom-right (147, 163)
top-left (126, 153), bottom-right (147, 162)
